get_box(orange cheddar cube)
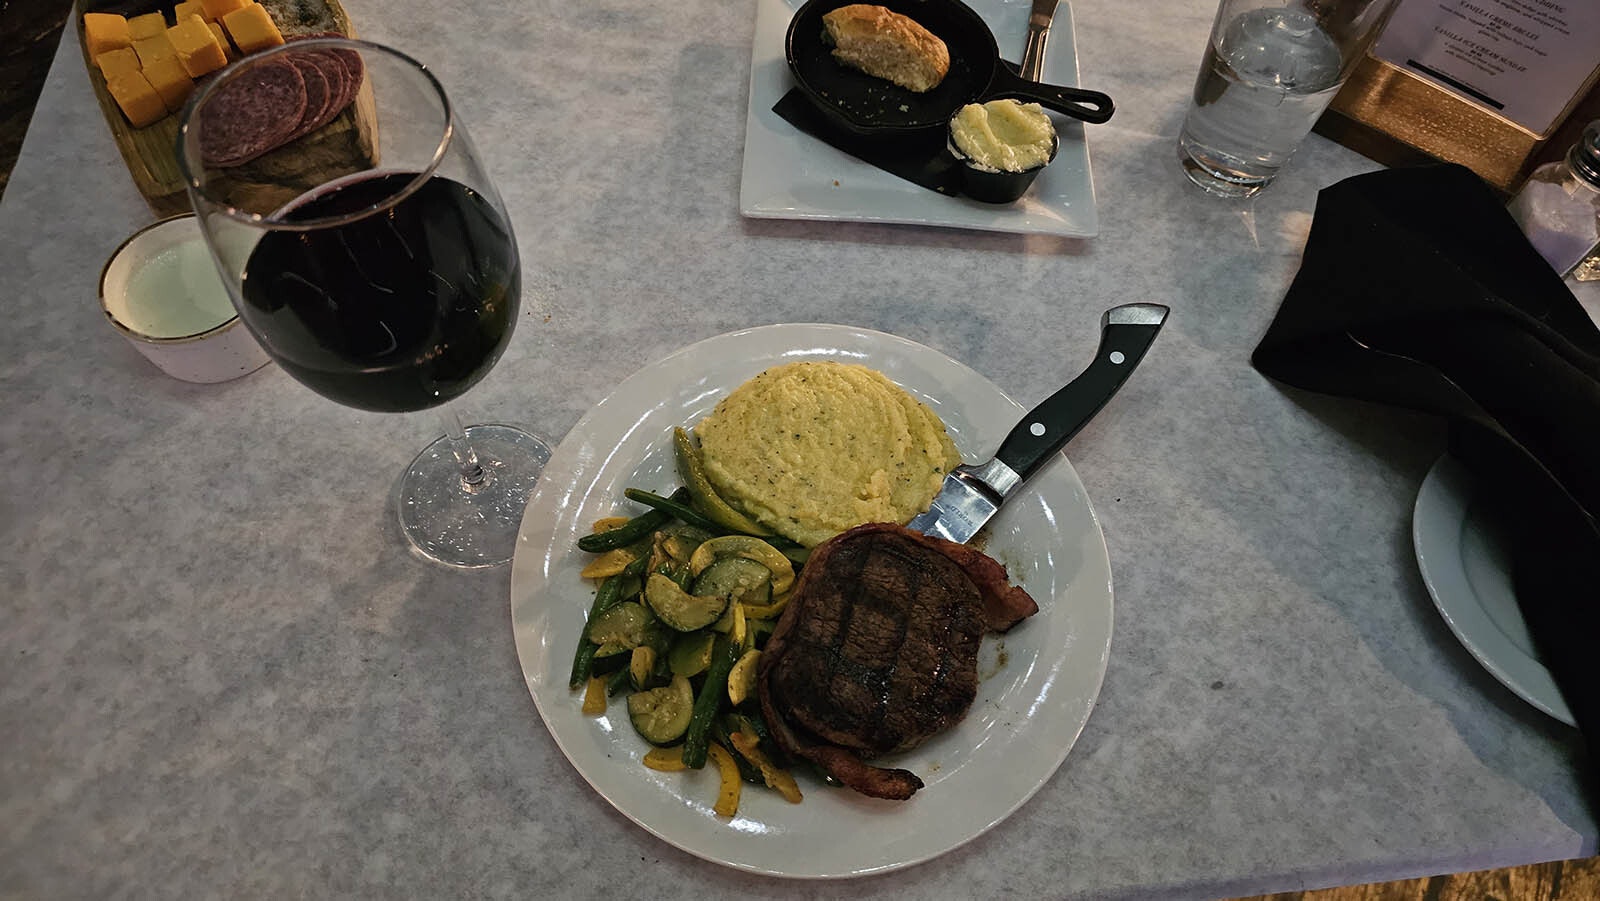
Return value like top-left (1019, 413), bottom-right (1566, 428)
top-left (141, 56), bottom-right (194, 113)
top-left (168, 15), bottom-right (227, 77)
top-left (105, 71), bottom-right (167, 127)
top-left (94, 46), bottom-right (142, 78)
top-left (127, 11), bottom-right (167, 41)
top-left (132, 31), bottom-right (178, 67)
top-left (174, 0), bottom-right (210, 22)
top-left (220, 3), bottom-right (283, 54)
top-left (82, 13), bottom-right (131, 58)
top-left (201, 0), bottom-right (250, 20)
top-left (207, 22), bottom-right (236, 60)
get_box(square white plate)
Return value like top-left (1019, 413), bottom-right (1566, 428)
top-left (739, 0), bottom-right (1099, 236)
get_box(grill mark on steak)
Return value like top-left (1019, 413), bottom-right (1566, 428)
top-left (758, 522), bottom-right (1038, 800)
top-left (782, 535), bottom-right (979, 753)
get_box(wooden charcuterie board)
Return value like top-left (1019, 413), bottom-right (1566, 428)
top-left (78, 0), bottom-right (376, 216)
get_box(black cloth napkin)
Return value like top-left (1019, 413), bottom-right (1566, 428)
top-left (1252, 164), bottom-right (1600, 778)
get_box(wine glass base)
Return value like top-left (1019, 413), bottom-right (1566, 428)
top-left (397, 423), bottom-right (552, 569)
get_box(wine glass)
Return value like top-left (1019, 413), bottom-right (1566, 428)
top-left (177, 38), bottom-right (548, 568)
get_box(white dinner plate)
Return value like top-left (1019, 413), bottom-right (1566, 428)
top-left (739, 0), bottom-right (1098, 236)
top-left (1412, 455), bottom-right (1575, 725)
top-left (509, 323), bottom-right (1114, 878)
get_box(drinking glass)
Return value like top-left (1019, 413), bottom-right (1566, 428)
top-left (1177, 0), bottom-right (1397, 197)
top-left (177, 38), bottom-right (548, 568)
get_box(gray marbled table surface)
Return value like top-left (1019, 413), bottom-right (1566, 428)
top-left (3, 0), bottom-right (1597, 897)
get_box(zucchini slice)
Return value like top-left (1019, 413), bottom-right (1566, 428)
top-left (586, 601), bottom-right (652, 654)
top-left (692, 556), bottom-right (772, 607)
top-left (627, 674), bottom-right (694, 745)
top-left (688, 536), bottom-right (795, 595)
top-left (644, 573), bottom-right (728, 632)
top-left (656, 521), bottom-right (716, 555)
top-left (668, 631), bottom-right (717, 677)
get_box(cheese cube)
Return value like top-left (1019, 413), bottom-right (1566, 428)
top-left (105, 71), bottom-right (167, 128)
top-left (207, 22), bottom-right (236, 60)
top-left (82, 13), bottom-right (130, 58)
top-left (168, 15), bottom-right (227, 77)
top-left (132, 32), bottom-right (178, 67)
top-left (142, 56), bottom-right (194, 113)
top-left (127, 11), bottom-right (167, 41)
top-left (174, 0), bottom-right (210, 22)
top-left (201, 0), bottom-right (250, 20)
top-left (94, 47), bottom-right (142, 78)
top-left (220, 4), bottom-right (283, 54)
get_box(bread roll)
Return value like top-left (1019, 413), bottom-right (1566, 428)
top-left (821, 4), bottom-right (950, 93)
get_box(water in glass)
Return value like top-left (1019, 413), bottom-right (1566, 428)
top-left (1179, 8), bottom-right (1343, 197)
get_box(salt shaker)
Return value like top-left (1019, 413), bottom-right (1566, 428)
top-left (1508, 120), bottom-right (1600, 282)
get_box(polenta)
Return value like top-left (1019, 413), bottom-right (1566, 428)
top-left (695, 361), bottom-right (961, 547)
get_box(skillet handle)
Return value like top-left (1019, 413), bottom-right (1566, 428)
top-left (989, 65), bottom-right (1114, 124)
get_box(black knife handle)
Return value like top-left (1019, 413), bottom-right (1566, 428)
top-left (994, 303), bottom-right (1168, 482)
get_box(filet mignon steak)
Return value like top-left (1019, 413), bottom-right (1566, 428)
top-left (758, 522), bottom-right (1038, 800)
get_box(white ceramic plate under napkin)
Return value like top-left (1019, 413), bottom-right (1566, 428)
top-left (1413, 454), bottom-right (1575, 725)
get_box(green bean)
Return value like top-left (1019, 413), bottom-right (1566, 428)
top-left (623, 487), bottom-right (803, 550)
top-left (672, 428), bottom-right (774, 536)
top-left (622, 488), bottom-right (723, 533)
top-left (606, 666), bottom-right (632, 696)
top-left (575, 487), bottom-right (693, 553)
top-left (713, 717), bottom-right (767, 785)
top-left (576, 510), bottom-right (669, 553)
top-left (647, 556), bottom-right (697, 594)
top-left (682, 634), bottom-right (738, 769)
top-left (739, 708), bottom-right (773, 747)
top-left (568, 557), bottom-right (651, 688)
top-left (671, 562), bottom-right (695, 591)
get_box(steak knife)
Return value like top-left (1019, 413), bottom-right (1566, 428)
top-left (1019, 0), bottom-right (1058, 81)
top-left (907, 303), bottom-right (1169, 544)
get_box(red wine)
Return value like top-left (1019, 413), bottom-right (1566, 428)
top-left (239, 173), bottom-right (519, 412)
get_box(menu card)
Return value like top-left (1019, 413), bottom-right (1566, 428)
top-left (1371, 0), bottom-right (1600, 135)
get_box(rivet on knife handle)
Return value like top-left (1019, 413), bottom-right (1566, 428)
top-left (993, 303), bottom-right (1169, 483)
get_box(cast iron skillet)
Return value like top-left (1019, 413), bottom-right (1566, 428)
top-left (785, 0), bottom-right (1114, 138)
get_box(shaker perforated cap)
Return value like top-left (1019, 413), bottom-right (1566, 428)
top-left (1569, 120), bottom-right (1600, 187)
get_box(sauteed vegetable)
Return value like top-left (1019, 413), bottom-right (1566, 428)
top-left (569, 428), bottom-right (806, 817)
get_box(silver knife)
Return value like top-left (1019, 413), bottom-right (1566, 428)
top-left (1019, 0), bottom-right (1058, 81)
top-left (907, 303), bottom-right (1169, 544)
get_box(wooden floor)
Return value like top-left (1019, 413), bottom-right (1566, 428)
top-left (2, 2), bottom-right (1594, 898)
top-left (1239, 856), bottom-right (1599, 900)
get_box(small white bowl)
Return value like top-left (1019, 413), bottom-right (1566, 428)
top-left (99, 214), bottom-right (270, 384)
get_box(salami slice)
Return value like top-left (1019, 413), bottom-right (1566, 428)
top-left (199, 58), bottom-right (308, 168)
top-left (289, 33), bottom-right (364, 104)
top-left (285, 34), bottom-right (363, 131)
top-left (297, 49), bottom-right (354, 132)
top-left (285, 54), bottom-right (333, 141)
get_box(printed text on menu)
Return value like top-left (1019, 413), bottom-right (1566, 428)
top-left (1370, 0), bottom-right (1599, 135)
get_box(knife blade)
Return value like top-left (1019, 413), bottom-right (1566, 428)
top-left (1019, 0), bottom-right (1058, 81)
top-left (906, 303), bottom-right (1169, 544)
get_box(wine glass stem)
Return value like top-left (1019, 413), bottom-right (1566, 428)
top-left (441, 408), bottom-right (488, 489)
